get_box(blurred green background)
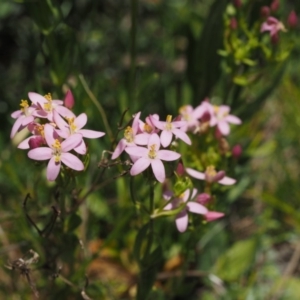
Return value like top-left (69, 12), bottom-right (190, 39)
top-left (1, 0), bottom-right (300, 299)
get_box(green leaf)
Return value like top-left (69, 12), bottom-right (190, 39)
top-left (214, 238), bottom-right (257, 281)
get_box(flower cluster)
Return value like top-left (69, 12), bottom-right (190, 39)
top-left (11, 91), bottom-right (105, 181)
top-left (112, 99), bottom-right (241, 232)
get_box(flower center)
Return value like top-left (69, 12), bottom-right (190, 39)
top-left (35, 124), bottom-right (45, 138)
top-left (144, 123), bottom-right (153, 133)
top-left (124, 126), bottom-right (134, 143)
top-left (205, 165), bottom-right (217, 178)
top-left (43, 93), bottom-right (53, 112)
top-left (20, 100), bottom-right (29, 114)
top-left (52, 139), bottom-right (62, 162)
top-left (148, 144), bottom-right (157, 159)
top-left (66, 117), bottom-right (77, 134)
top-left (165, 115), bottom-right (173, 130)
top-left (179, 106), bottom-right (191, 121)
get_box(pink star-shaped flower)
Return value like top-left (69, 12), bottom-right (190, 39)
top-left (125, 133), bottom-right (181, 182)
top-left (164, 188), bottom-right (208, 233)
top-left (261, 16), bottom-right (286, 37)
top-left (28, 124), bottom-right (84, 181)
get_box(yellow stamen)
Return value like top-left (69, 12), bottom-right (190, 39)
top-left (52, 139), bottom-right (62, 163)
top-left (20, 100), bottom-right (29, 112)
top-left (179, 106), bottom-right (190, 121)
top-left (35, 124), bottom-right (45, 138)
top-left (144, 123), bottom-right (153, 133)
top-left (165, 115), bottom-right (173, 130)
top-left (124, 126), bottom-right (134, 143)
top-left (148, 144), bottom-right (157, 159)
top-left (43, 93), bottom-right (52, 112)
top-left (44, 93), bottom-right (52, 101)
top-left (213, 105), bottom-right (219, 114)
top-left (66, 117), bottom-right (77, 133)
top-left (205, 165), bottom-right (217, 177)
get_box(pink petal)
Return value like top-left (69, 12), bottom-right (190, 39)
top-left (74, 140), bottom-right (87, 155)
top-left (157, 150), bottom-right (181, 161)
top-left (21, 115), bottom-right (34, 126)
top-left (18, 136), bottom-right (32, 149)
top-left (61, 134), bottom-right (82, 152)
top-left (28, 147), bottom-right (52, 160)
top-left (10, 117), bottom-right (24, 138)
top-left (205, 211), bottom-right (225, 222)
top-left (172, 128), bottom-right (191, 145)
top-left (47, 157), bottom-right (61, 181)
top-left (148, 133), bottom-right (161, 149)
top-left (176, 210), bottom-right (188, 233)
top-left (149, 115), bottom-right (164, 131)
top-left (187, 202), bottom-right (208, 215)
top-left (218, 176), bottom-right (236, 185)
top-left (28, 92), bottom-right (47, 105)
top-left (182, 188), bottom-right (198, 202)
top-left (125, 146), bottom-right (148, 157)
top-left (53, 111), bottom-right (69, 132)
top-left (160, 130), bottom-right (173, 147)
top-left (134, 133), bottom-right (149, 145)
top-left (218, 121), bottom-right (230, 135)
top-left (112, 139), bottom-right (127, 159)
top-left (44, 124), bottom-right (56, 147)
top-left (55, 105), bottom-right (75, 118)
top-left (151, 159), bottom-right (165, 183)
top-left (79, 129), bottom-right (105, 139)
top-left (132, 111), bottom-right (141, 134)
top-left (61, 153), bottom-right (84, 171)
top-left (130, 157), bottom-right (151, 175)
top-left (186, 168), bottom-right (205, 180)
top-left (11, 110), bottom-right (22, 119)
top-left (74, 113), bottom-right (87, 130)
top-left (226, 115), bottom-right (242, 124)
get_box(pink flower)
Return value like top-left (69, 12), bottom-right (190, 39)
top-left (54, 111), bottom-right (105, 154)
top-left (125, 133), bottom-right (181, 183)
top-left (287, 10), bottom-right (298, 29)
top-left (186, 166), bottom-right (236, 185)
top-left (164, 189), bottom-right (208, 233)
top-left (178, 105), bottom-right (200, 132)
top-left (10, 99), bottom-right (37, 138)
top-left (150, 115), bottom-right (191, 147)
top-left (28, 124), bottom-right (84, 181)
top-left (29, 92), bottom-right (74, 122)
top-left (209, 105), bottom-right (241, 136)
top-left (261, 16), bottom-right (286, 38)
top-left (112, 112), bottom-right (148, 159)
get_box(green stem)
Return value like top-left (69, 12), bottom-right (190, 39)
top-left (130, 0), bottom-right (138, 110)
top-left (79, 74), bottom-right (114, 141)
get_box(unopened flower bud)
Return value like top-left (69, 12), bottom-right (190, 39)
top-left (260, 6), bottom-right (270, 19)
top-left (29, 136), bottom-right (43, 149)
top-left (287, 10), bottom-right (298, 28)
top-left (271, 32), bottom-right (279, 45)
top-left (232, 144), bottom-right (242, 159)
top-left (176, 160), bottom-right (185, 177)
top-left (64, 89), bottom-right (75, 109)
top-left (205, 211), bottom-right (225, 222)
top-left (233, 0), bottom-right (242, 8)
top-left (270, 0), bottom-right (279, 12)
top-left (230, 18), bottom-right (238, 30)
top-left (197, 193), bottom-right (211, 205)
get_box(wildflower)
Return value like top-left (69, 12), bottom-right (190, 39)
top-left (54, 111), bottom-right (105, 154)
top-left (29, 92), bottom-right (74, 122)
top-left (178, 105), bottom-right (200, 132)
top-left (150, 114), bottom-right (191, 147)
top-left (164, 189), bottom-right (208, 233)
top-left (260, 16), bottom-right (286, 38)
top-left (10, 99), bottom-right (37, 138)
top-left (28, 124), bottom-right (84, 181)
top-left (186, 166), bottom-right (236, 185)
top-left (210, 105), bottom-right (241, 136)
top-left (125, 133), bottom-right (181, 183)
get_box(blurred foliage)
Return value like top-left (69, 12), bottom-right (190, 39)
top-left (1, 0), bottom-right (300, 299)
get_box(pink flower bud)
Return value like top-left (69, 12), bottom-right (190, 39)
top-left (196, 193), bottom-right (211, 205)
top-left (176, 160), bottom-right (185, 177)
top-left (230, 18), bottom-right (238, 30)
top-left (233, 0), bottom-right (242, 8)
top-left (205, 211), bottom-right (225, 222)
top-left (260, 6), bottom-right (270, 19)
top-left (205, 169), bottom-right (225, 183)
top-left (287, 10), bottom-right (298, 28)
top-left (29, 136), bottom-right (44, 149)
top-left (271, 32), bottom-right (279, 45)
top-left (64, 89), bottom-right (75, 109)
top-left (270, 0), bottom-right (279, 12)
top-left (232, 144), bottom-right (242, 159)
